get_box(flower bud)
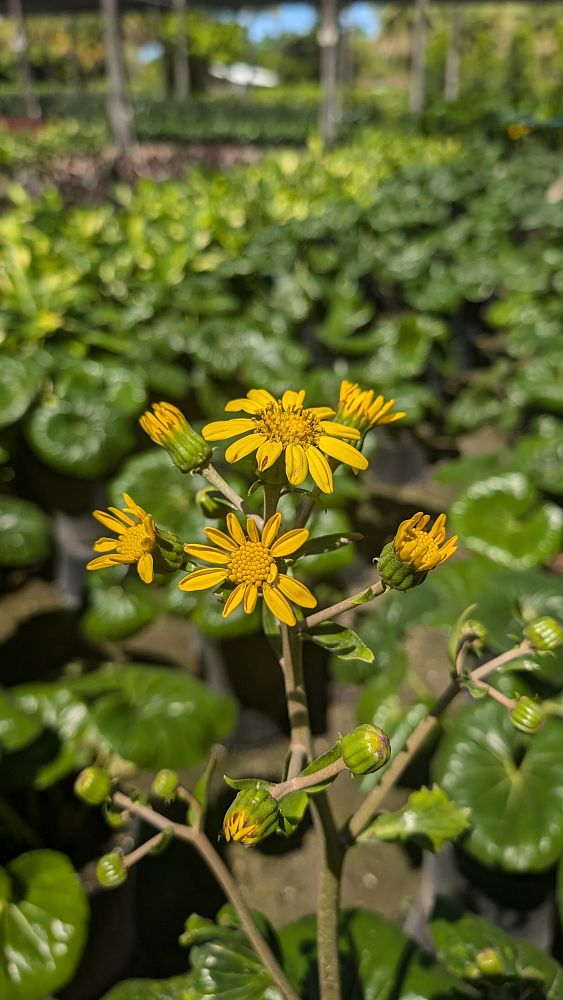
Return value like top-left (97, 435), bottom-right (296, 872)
top-left (377, 513), bottom-right (457, 591)
top-left (140, 402), bottom-right (211, 474)
top-left (74, 766), bottom-right (112, 806)
top-left (377, 541), bottom-right (427, 591)
top-left (223, 783), bottom-right (279, 846)
top-left (476, 948), bottom-right (504, 976)
top-left (151, 769), bottom-right (180, 800)
top-left (524, 616), bottom-right (563, 652)
top-left (151, 527), bottom-right (186, 573)
top-left (339, 724), bottom-right (391, 776)
top-left (96, 851), bottom-right (127, 889)
top-left (510, 696), bottom-right (545, 734)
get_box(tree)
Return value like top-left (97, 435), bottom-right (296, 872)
top-left (7, 0), bottom-right (41, 120)
top-left (100, 0), bottom-right (134, 156)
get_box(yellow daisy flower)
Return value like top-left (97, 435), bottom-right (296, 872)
top-left (202, 388), bottom-right (368, 494)
top-left (336, 379), bottom-right (405, 434)
top-left (179, 512), bottom-right (317, 627)
top-left (86, 494), bottom-right (156, 584)
top-left (394, 512), bottom-right (457, 572)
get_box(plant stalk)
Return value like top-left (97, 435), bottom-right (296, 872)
top-left (304, 580), bottom-right (385, 630)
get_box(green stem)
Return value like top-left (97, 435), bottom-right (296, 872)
top-left (202, 464), bottom-right (262, 526)
top-left (281, 625), bottom-right (313, 776)
top-left (263, 482), bottom-right (282, 523)
top-left (271, 756), bottom-right (347, 800)
top-left (303, 580), bottom-right (385, 630)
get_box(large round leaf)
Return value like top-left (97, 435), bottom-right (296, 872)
top-left (0, 496), bottom-right (51, 567)
top-left (0, 689), bottom-right (42, 751)
top-left (81, 569), bottom-right (159, 642)
top-left (110, 449), bottom-right (203, 539)
top-left (450, 473), bottom-right (563, 569)
top-left (0, 357), bottom-right (43, 429)
top-left (513, 416), bottom-right (563, 496)
top-left (54, 358), bottom-right (147, 417)
top-left (433, 697), bottom-right (563, 871)
top-left (0, 849), bottom-right (88, 1000)
top-left (26, 397), bottom-right (134, 478)
top-left (88, 663), bottom-right (237, 769)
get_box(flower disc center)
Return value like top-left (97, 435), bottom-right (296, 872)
top-left (228, 541), bottom-right (274, 586)
top-left (255, 403), bottom-right (320, 449)
top-left (117, 524), bottom-right (152, 560)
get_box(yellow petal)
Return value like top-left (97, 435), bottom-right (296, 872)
top-left (202, 418), bottom-right (256, 442)
top-left (263, 583), bottom-right (296, 626)
top-left (224, 398), bottom-right (262, 414)
top-left (243, 583), bottom-right (258, 614)
top-left (183, 544), bottom-right (231, 565)
top-left (319, 421), bottom-right (360, 440)
top-left (282, 389), bottom-right (305, 410)
top-left (247, 388), bottom-right (277, 408)
top-left (226, 513), bottom-right (246, 545)
top-left (122, 493), bottom-right (144, 517)
top-left (306, 446), bottom-right (333, 493)
top-left (319, 436), bottom-right (368, 471)
top-left (262, 512), bottom-right (282, 547)
top-left (107, 506), bottom-right (136, 526)
top-left (204, 527), bottom-right (237, 552)
top-left (256, 440), bottom-right (283, 471)
top-left (137, 552), bottom-right (154, 584)
top-left (225, 433), bottom-right (266, 464)
top-left (277, 575), bottom-right (317, 608)
top-left (222, 583), bottom-right (245, 617)
top-left (246, 518), bottom-right (260, 542)
top-left (285, 443), bottom-right (308, 485)
top-left (271, 528), bottom-right (309, 557)
top-left (86, 555), bottom-right (116, 571)
top-left (178, 568), bottom-right (229, 591)
top-left (93, 510), bottom-right (126, 534)
top-left (378, 411), bottom-right (406, 425)
top-left (93, 537), bottom-right (118, 553)
top-left (308, 407), bottom-right (335, 418)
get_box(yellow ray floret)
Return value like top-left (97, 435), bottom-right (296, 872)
top-left (202, 387), bottom-right (368, 494)
top-left (337, 379), bottom-right (406, 434)
top-left (223, 810), bottom-right (259, 844)
top-left (86, 493), bottom-right (156, 583)
top-left (394, 512), bottom-right (457, 572)
top-left (179, 512), bottom-right (316, 626)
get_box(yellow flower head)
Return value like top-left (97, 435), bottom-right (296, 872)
top-left (139, 401), bottom-right (211, 473)
top-left (179, 511), bottom-right (316, 626)
top-left (394, 512), bottom-right (457, 572)
top-left (223, 809), bottom-right (259, 845)
top-left (336, 379), bottom-right (405, 434)
top-left (86, 494), bottom-right (156, 583)
top-left (507, 123), bottom-right (532, 141)
top-left (202, 388), bottom-right (368, 494)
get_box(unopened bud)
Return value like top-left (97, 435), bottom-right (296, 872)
top-left (510, 697), bottom-right (545, 734)
top-left (524, 616), bottom-right (563, 652)
top-left (140, 402), bottom-right (211, 474)
top-left (151, 769), bottom-right (179, 800)
top-left (377, 541), bottom-right (428, 591)
top-left (223, 782), bottom-right (279, 846)
top-left (96, 851), bottom-right (127, 889)
top-left (74, 766), bottom-right (112, 806)
top-left (339, 724), bottom-right (391, 775)
top-left (476, 948), bottom-right (504, 976)
top-left (153, 527), bottom-right (186, 573)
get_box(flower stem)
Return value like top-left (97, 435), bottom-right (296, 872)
top-left (112, 791), bottom-right (300, 1000)
top-left (470, 640), bottom-right (532, 682)
top-left (202, 463), bottom-right (262, 526)
top-left (303, 580), bottom-right (385, 630)
top-left (281, 625), bottom-right (313, 775)
top-left (271, 757), bottom-right (347, 801)
top-left (123, 831), bottom-right (166, 869)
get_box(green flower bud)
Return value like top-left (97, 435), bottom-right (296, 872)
top-left (140, 402), bottom-right (211, 474)
top-left (461, 620), bottom-right (487, 650)
top-left (524, 616), bottom-right (563, 652)
top-left (476, 948), bottom-right (504, 976)
top-left (96, 851), bottom-right (127, 889)
top-left (74, 766), bottom-right (112, 806)
top-left (223, 783), bottom-right (279, 847)
top-left (151, 527), bottom-right (186, 573)
top-left (151, 769), bottom-right (180, 800)
top-left (339, 724), bottom-right (391, 775)
top-left (377, 513), bottom-right (457, 591)
top-left (510, 696), bottom-right (545, 734)
top-left (377, 541), bottom-right (428, 591)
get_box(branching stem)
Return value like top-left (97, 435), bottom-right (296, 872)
top-left (303, 580), bottom-right (385, 630)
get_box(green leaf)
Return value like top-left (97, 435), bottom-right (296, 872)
top-left (102, 974), bottom-right (196, 1000)
top-left (433, 697), bottom-right (563, 871)
top-left (180, 910), bottom-right (282, 1000)
top-left (361, 784), bottom-right (471, 852)
top-left (87, 663), bottom-right (237, 769)
top-left (5, 684), bottom-right (91, 789)
top-left (513, 416), bottom-right (563, 496)
top-left (297, 532), bottom-right (362, 558)
top-left (450, 473), bottom-right (563, 569)
top-left (359, 699), bottom-right (430, 793)
top-left (0, 849), bottom-right (89, 1000)
top-left (307, 622), bottom-right (374, 664)
top-left (279, 909), bottom-right (474, 999)
top-left (26, 397), bottom-right (134, 478)
top-left (0, 497), bottom-right (51, 567)
top-left (278, 790), bottom-right (309, 836)
top-left (0, 689), bottom-right (42, 752)
top-left (81, 570), bottom-right (159, 642)
top-left (298, 507), bottom-right (356, 577)
top-left (430, 899), bottom-right (563, 996)
top-left (0, 357), bottom-right (43, 429)
top-left (110, 449), bottom-right (204, 538)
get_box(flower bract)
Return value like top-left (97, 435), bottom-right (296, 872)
top-left (179, 511), bottom-right (316, 626)
top-left (87, 493), bottom-right (156, 583)
top-left (336, 379), bottom-right (405, 434)
top-left (202, 388), bottom-right (368, 494)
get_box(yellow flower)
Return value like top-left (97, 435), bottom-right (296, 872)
top-left (139, 401), bottom-right (211, 473)
top-left (223, 809), bottom-right (259, 844)
top-left (179, 512), bottom-right (316, 626)
top-left (394, 512), bottom-right (457, 572)
top-left (202, 388), bottom-right (367, 494)
top-left (336, 379), bottom-right (405, 434)
top-left (507, 123), bottom-right (531, 141)
top-left (86, 494), bottom-right (156, 583)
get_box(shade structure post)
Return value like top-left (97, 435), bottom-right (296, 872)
top-left (409, 0), bottom-right (430, 115)
top-left (8, 0), bottom-right (41, 121)
top-left (100, 0), bottom-right (135, 156)
top-left (318, 0), bottom-right (340, 147)
top-left (444, 2), bottom-right (461, 101)
top-left (172, 0), bottom-right (190, 100)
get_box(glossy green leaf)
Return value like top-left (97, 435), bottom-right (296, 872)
top-left (5, 684), bottom-right (91, 789)
top-left (102, 975), bottom-right (196, 1000)
top-left (0, 689), bottom-right (42, 752)
top-left (0, 496), bottom-right (51, 567)
top-left (430, 899), bottom-right (563, 996)
top-left (450, 473), bottom-right (563, 569)
top-left (81, 572), bottom-right (159, 642)
top-left (297, 532), bottom-right (361, 558)
top-left (513, 416), bottom-right (563, 495)
top-left (433, 697), bottom-right (563, 871)
top-left (26, 397), bottom-right (134, 478)
top-left (0, 849), bottom-right (89, 1000)
top-left (180, 910), bottom-right (282, 1000)
top-left (0, 357), bottom-right (43, 429)
top-left (361, 784), bottom-right (471, 851)
top-left (308, 622), bottom-right (374, 664)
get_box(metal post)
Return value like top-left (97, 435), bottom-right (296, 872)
top-left (409, 0), bottom-right (429, 116)
top-left (172, 0), bottom-right (190, 100)
top-left (100, 0), bottom-right (135, 156)
top-left (8, 0), bottom-right (41, 121)
top-left (319, 0), bottom-right (340, 147)
top-left (444, 3), bottom-right (461, 102)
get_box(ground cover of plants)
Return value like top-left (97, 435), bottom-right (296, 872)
top-left (0, 124), bottom-right (562, 999)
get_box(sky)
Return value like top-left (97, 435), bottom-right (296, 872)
top-left (236, 4), bottom-right (381, 42)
